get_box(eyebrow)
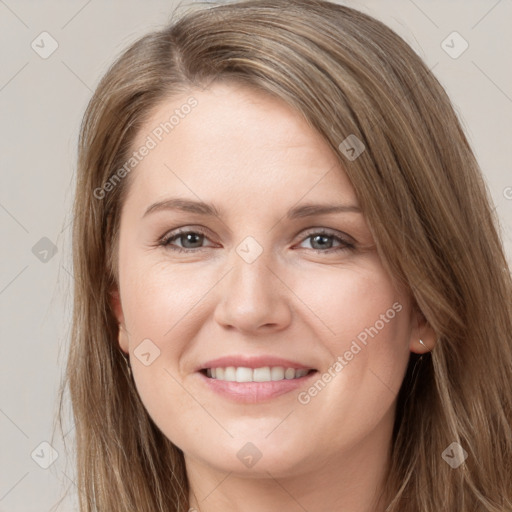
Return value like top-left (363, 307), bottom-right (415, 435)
top-left (143, 198), bottom-right (362, 219)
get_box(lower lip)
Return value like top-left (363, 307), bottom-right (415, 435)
top-left (197, 370), bottom-right (318, 404)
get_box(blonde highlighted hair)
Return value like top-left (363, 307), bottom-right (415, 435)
top-left (55, 1), bottom-right (512, 510)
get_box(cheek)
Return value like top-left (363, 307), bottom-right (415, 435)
top-left (119, 256), bottom-right (221, 438)
top-left (120, 259), bottom-right (204, 447)
top-left (290, 259), bottom-right (408, 354)
top-left (290, 261), bottom-right (411, 433)
top-left (120, 254), bottom-right (205, 344)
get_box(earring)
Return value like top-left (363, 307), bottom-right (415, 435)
top-left (419, 338), bottom-right (430, 352)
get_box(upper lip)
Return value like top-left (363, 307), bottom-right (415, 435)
top-left (196, 355), bottom-right (317, 372)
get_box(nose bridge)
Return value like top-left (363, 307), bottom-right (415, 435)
top-left (232, 242), bottom-right (276, 294)
top-left (213, 238), bottom-right (291, 331)
top-left (229, 239), bottom-right (279, 306)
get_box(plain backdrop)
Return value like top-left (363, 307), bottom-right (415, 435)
top-left (0, 1), bottom-right (511, 510)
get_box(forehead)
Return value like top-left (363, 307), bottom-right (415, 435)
top-left (125, 81), bottom-right (357, 210)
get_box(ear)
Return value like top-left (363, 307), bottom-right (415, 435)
top-left (110, 288), bottom-right (129, 355)
top-left (408, 303), bottom-right (437, 355)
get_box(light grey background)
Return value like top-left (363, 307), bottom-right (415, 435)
top-left (0, 1), bottom-right (511, 510)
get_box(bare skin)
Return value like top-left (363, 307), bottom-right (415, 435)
top-left (111, 81), bottom-right (436, 512)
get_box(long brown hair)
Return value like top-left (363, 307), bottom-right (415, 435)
top-left (55, 1), bottom-right (512, 510)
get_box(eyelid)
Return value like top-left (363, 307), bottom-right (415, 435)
top-left (296, 226), bottom-right (355, 244)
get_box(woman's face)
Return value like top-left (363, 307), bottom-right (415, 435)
top-left (112, 81), bottom-right (430, 478)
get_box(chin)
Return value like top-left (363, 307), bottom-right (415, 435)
top-left (188, 434), bottom-right (313, 477)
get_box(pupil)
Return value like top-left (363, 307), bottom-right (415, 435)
top-left (183, 233), bottom-right (202, 248)
top-left (312, 234), bottom-right (331, 249)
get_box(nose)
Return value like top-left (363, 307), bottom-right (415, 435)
top-left (213, 247), bottom-right (292, 334)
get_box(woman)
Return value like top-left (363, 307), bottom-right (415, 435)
top-left (56, 0), bottom-right (512, 510)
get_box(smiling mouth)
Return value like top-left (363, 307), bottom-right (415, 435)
top-left (199, 366), bottom-right (317, 382)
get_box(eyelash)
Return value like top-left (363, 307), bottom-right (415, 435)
top-left (157, 227), bottom-right (355, 254)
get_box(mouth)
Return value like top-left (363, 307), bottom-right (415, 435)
top-left (196, 361), bottom-right (319, 403)
top-left (199, 366), bottom-right (317, 382)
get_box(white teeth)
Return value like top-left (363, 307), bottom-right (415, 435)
top-left (271, 366), bottom-right (285, 380)
top-left (235, 367), bottom-right (253, 382)
top-left (204, 366), bottom-right (312, 382)
top-left (224, 366), bottom-right (236, 382)
top-left (253, 367), bottom-right (271, 382)
top-left (284, 368), bottom-right (296, 379)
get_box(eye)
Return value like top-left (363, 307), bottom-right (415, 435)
top-left (159, 227), bottom-right (215, 253)
top-left (157, 227), bottom-right (355, 254)
top-left (296, 229), bottom-right (355, 253)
